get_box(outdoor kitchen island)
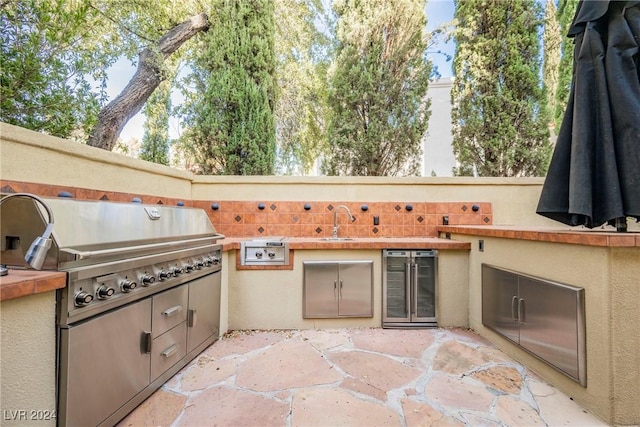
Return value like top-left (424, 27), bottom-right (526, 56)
top-left (218, 236), bottom-right (470, 332)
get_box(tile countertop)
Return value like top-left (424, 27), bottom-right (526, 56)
top-left (0, 269), bottom-right (67, 302)
top-left (438, 225), bottom-right (640, 248)
top-left (219, 236), bottom-right (471, 251)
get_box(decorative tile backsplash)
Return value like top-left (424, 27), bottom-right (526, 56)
top-left (1, 180), bottom-right (492, 238)
top-left (192, 200), bottom-right (492, 238)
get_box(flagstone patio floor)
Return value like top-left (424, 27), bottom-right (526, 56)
top-left (117, 327), bottom-right (607, 426)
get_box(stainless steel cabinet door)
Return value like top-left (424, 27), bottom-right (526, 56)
top-left (482, 266), bottom-right (520, 343)
top-left (338, 261), bottom-right (373, 317)
top-left (518, 277), bottom-right (585, 381)
top-left (304, 262), bottom-right (339, 317)
top-left (58, 299), bottom-right (151, 427)
top-left (187, 272), bottom-right (221, 353)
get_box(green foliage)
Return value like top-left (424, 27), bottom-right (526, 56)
top-left (0, 0), bottom-right (105, 139)
top-left (140, 79), bottom-right (172, 165)
top-left (274, 0), bottom-right (333, 175)
top-left (543, 0), bottom-right (561, 133)
top-left (180, 0), bottom-right (277, 175)
top-left (451, 0), bottom-right (551, 177)
top-left (323, 0), bottom-right (432, 176)
top-left (1, 0), bottom-right (201, 143)
top-left (554, 0), bottom-right (579, 129)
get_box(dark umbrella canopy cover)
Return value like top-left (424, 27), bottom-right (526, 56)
top-left (536, 0), bottom-right (640, 229)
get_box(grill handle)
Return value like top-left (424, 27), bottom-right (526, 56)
top-left (188, 309), bottom-right (197, 327)
top-left (60, 236), bottom-right (224, 260)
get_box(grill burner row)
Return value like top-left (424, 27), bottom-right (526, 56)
top-left (72, 251), bottom-right (221, 309)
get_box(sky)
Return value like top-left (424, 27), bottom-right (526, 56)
top-left (113, 0), bottom-right (456, 142)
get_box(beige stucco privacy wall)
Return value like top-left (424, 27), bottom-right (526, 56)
top-left (1, 122), bottom-right (557, 228)
top-left (449, 233), bottom-right (640, 426)
top-left (0, 123), bottom-right (193, 200)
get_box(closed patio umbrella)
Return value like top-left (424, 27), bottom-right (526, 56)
top-left (536, 0), bottom-right (640, 231)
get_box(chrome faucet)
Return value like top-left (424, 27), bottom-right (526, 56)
top-left (333, 205), bottom-right (355, 238)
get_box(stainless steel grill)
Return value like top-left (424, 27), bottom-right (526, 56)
top-left (1, 194), bottom-right (224, 427)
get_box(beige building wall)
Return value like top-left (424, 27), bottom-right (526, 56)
top-left (1, 292), bottom-right (57, 427)
top-left (450, 233), bottom-right (640, 426)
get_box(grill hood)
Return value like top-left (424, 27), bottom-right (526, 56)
top-left (0, 195), bottom-right (223, 270)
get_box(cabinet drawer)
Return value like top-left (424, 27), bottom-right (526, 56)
top-left (152, 286), bottom-right (188, 337)
top-left (151, 323), bottom-right (187, 381)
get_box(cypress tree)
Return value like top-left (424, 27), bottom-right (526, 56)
top-left (181, 0), bottom-right (276, 175)
top-left (451, 0), bottom-right (551, 177)
top-left (323, 0), bottom-right (431, 176)
top-left (554, 0), bottom-right (579, 129)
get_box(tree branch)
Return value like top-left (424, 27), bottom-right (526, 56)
top-left (87, 13), bottom-right (209, 151)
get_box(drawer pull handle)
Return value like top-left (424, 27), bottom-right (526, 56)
top-left (162, 305), bottom-right (183, 317)
top-left (161, 345), bottom-right (178, 358)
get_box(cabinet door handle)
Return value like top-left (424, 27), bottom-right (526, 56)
top-left (188, 308), bottom-right (197, 327)
top-left (518, 298), bottom-right (526, 324)
top-left (413, 263), bottom-right (419, 316)
top-left (143, 331), bottom-right (152, 354)
top-left (511, 296), bottom-right (518, 321)
top-left (161, 344), bottom-right (178, 358)
top-left (162, 305), bottom-right (183, 317)
top-left (334, 280), bottom-right (337, 298)
top-left (339, 280), bottom-right (343, 298)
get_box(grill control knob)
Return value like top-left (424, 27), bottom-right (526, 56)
top-left (255, 251), bottom-right (263, 259)
top-left (195, 260), bottom-right (205, 269)
top-left (74, 291), bottom-right (93, 306)
top-left (203, 257), bottom-right (213, 266)
top-left (171, 266), bottom-right (183, 276)
top-left (267, 251), bottom-right (276, 259)
top-left (159, 270), bottom-right (172, 280)
top-left (140, 273), bottom-right (155, 286)
top-left (183, 264), bottom-right (194, 273)
top-left (212, 256), bottom-right (221, 265)
top-left (121, 279), bottom-right (137, 292)
top-left (96, 285), bottom-right (115, 299)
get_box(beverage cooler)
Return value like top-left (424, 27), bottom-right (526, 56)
top-left (382, 250), bottom-right (438, 328)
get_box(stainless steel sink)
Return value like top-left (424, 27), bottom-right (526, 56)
top-left (320, 238), bottom-right (354, 241)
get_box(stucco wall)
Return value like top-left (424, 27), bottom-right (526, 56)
top-left (1, 122), bottom-right (558, 228)
top-left (0, 291), bottom-right (57, 427)
top-left (1, 123), bottom-right (192, 200)
top-left (451, 233), bottom-right (639, 426)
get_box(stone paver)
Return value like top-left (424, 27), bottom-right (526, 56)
top-left (351, 328), bottom-right (435, 358)
top-left (236, 338), bottom-right (342, 391)
top-left (291, 387), bottom-right (400, 427)
top-left (423, 374), bottom-right (495, 412)
top-left (177, 386), bottom-right (289, 426)
top-left (117, 328), bottom-right (607, 427)
top-left (327, 350), bottom-right (423, 391)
